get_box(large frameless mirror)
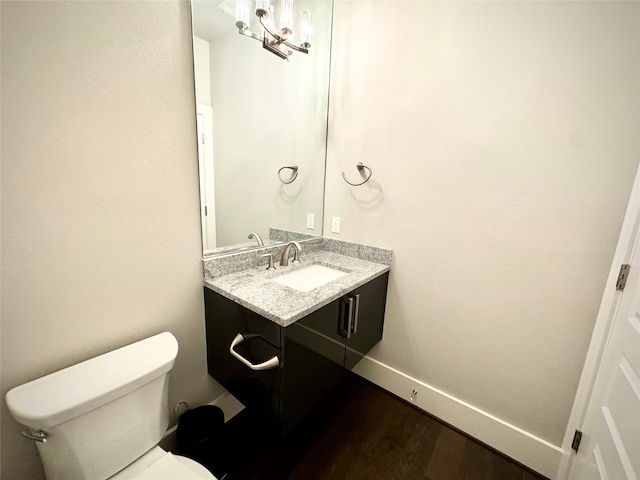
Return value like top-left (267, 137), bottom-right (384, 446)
top-left (190, 0), bottom-right (333, 256)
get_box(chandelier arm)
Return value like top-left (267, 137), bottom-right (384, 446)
top-left (282, 40), bottom-right (309, 54)
top-left (258, 16), bottom-right (285, 44)
top-left (238, 28), bottom-right (263, 42)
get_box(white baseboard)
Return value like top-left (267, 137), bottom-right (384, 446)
top-left (352, 355), bottom-right (565, 479)
top-left (209, 391), bottom-right (246, 423)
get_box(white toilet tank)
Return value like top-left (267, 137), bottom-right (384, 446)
top-left (5, 332), bottom-right (179, 480)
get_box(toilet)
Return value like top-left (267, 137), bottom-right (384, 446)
top-left (5, 332), bottom-right (217, 480)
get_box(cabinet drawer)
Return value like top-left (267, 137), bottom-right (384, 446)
top-left (204, 288), bottom-right (280, 348)
top-left (204, 288), bottom-right (281, 414)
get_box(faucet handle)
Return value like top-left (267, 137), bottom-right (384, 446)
top-left (261, 253), bottom-right (276, 271)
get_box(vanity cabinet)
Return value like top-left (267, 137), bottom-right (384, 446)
top-left (204, 272), bottom-right (389, 436)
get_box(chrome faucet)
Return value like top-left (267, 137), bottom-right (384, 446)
top-left (280, 241), bottom-right (301, 266)
top-left (248, 232), bottom-right (264, 247)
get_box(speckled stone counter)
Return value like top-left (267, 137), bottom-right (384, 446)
top-left (203, 242), bottom-right (391, 327)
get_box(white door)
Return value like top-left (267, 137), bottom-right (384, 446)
top-left (568, 219), bottom-right (640, 478)
top-left (196, 113), bottom-right (209, 249)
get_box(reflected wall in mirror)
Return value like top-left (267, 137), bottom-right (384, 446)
top-left (190, 0), bottom-right (333, 256)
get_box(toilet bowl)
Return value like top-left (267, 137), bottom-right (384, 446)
top-left (5, 332), bottom-right (217, 480)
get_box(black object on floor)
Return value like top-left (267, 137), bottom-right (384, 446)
top-left (176, 405), bottom-right (229, 477)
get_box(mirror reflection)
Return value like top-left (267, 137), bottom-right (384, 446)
top-left (190, 0), bottom-right (333, 256)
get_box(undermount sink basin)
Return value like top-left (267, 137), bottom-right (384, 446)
top-left (272, 264), bottom-right (348, 292)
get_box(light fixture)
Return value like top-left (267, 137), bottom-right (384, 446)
top-left (235, 0), bottom-right (312, 60)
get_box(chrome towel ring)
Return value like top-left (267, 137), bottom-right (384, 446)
top-left (278, 165), bottom-right (299, 184)
top-left (342, 162), bottom-right (373, 186)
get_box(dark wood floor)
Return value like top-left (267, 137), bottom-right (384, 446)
top-left (200, 374), bottom-right (548, 480)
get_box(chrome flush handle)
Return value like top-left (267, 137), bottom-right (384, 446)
top-left (22, 430), bottom-right (48, 443)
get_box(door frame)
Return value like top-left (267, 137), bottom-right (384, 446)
top-left (196, 103), bottom-right (216, 253)
top-left (556, 163), bottom-right (640, 479)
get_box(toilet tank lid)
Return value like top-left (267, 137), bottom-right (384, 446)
top-left (6, 332), bottom-right (179, 429)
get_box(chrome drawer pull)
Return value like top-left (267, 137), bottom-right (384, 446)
top-left (229, 333), bottom-right (280, 371)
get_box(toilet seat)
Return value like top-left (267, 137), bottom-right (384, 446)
top-left (133, 452), bottom-right (216, 480)
top-left (109, 446), bottom-right (217, 480)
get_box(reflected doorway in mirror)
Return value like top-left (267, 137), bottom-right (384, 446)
top-left (197, 104), bottom-right (217, 253)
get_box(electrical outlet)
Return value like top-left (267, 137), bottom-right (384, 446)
top-left (331, 216), bottom-right (341, 234)
top-left (306, 213), bottom-right (315, 229)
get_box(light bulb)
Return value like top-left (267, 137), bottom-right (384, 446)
top-left (235, 0), bottom-right (249, 29)
top-left (280, 0), bottom-right (293, 37)
top-left (255, 0), bottom-right (270, 18)
top-left (299, 10), bottom-right (312, 48)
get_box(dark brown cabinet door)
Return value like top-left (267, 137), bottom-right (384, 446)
top-left (344, 272), bottom-right (389, 371)
top-left (280, 300), bottom-right (345, 435)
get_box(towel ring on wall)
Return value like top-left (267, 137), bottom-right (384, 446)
top-left (278, 165), bottom-right (299, 184)
top-left (342, 162), bottom-right (373, 186)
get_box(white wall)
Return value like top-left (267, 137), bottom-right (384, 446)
top-left (325, 0), bottom-right (639, 474)
top-left (0, 2), bottom-right (224, 479)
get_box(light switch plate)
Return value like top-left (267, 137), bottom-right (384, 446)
top-left (331, 216), bottom-right (341, 234)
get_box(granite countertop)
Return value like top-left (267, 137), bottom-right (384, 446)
top-left (203, 249), bottom-right (390, 327)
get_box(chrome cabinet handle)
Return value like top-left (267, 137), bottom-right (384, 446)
top-left (229, 334), bottom-right (279, 371)
top-left (351, 294), bottom-right (360, 335)
top-left (338, 294), bottom-right (360, 338)
top-left (339, 297), bottom-right (354, 339)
